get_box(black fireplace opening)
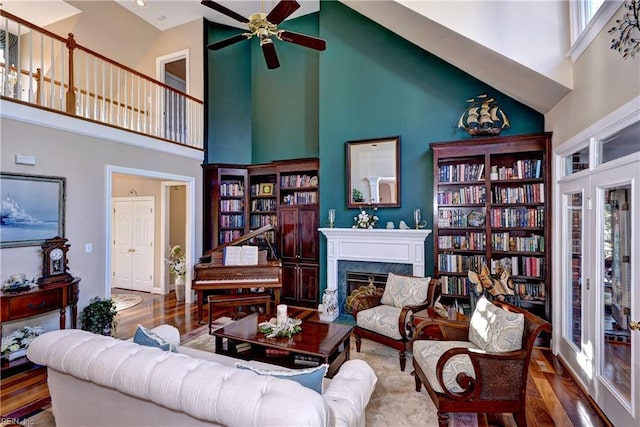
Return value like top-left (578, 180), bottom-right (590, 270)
top-left (337, 260), bottom-right (412, 316)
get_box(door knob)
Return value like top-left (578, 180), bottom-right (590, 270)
top-left (128, 248), bottom-right (135, 252)
top-left (630, 321), bottom-right (640, 331)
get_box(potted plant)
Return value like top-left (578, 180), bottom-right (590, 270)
top-left (167, 245), bottom-right (186, 302)
top-left (80, 297), bottom-right (118, 335)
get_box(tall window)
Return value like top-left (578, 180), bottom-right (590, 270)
top-left (569, 0), bottom-right (624, 60)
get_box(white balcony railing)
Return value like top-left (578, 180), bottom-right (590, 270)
top-left (0, 10), bottom-right (203, 149)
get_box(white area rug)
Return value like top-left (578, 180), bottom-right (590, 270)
top-left (111, 293), bottom-right (143, 312)
top-left (181, 329), bottom-right (477, 427)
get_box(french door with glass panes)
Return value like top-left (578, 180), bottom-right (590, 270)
top-left (558, 155), bottom-right (639, 426)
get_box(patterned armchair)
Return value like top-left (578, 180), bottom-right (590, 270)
top-left (412, 296), bottom-right (552, 427)
top-left (352, 273), bottom-right (439, 371)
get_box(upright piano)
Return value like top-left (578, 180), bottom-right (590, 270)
top-left (192, 225), bottom-right (282, 322)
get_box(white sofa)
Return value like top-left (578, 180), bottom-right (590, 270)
top-left (27, 326), bottom-right (377, 427)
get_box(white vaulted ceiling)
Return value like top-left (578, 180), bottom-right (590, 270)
top-left (1, 0), bottom-right (573, 113)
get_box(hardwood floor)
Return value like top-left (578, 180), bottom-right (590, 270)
top-left (1, 289), bottom-right (612, 426)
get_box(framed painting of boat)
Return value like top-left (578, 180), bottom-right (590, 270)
top-left (1, 173), bottom-right (66, 248)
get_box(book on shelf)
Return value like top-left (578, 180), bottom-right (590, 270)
top-left (265, 348), bottom-right (291, 357)
top-left (294, 354), bottom-right (321, 366)
top-left (228, 341), bottom-right (252, 353)
top-left (223, 245), bottom-right (259, 266)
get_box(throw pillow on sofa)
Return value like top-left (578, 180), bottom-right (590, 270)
top-left (235, 362), bottom-right (328, 393)
top-left (133, 325), bottom-right (177, 352)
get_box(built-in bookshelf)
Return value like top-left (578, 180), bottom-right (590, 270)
top-left (431, 133), bottom-right (552, 322)
top-left (202, 158), bottom-right (320, 307)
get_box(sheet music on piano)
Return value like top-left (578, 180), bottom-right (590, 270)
top-left (223, 245), bottom-right (259, 266)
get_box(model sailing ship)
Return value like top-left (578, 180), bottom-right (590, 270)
top-left (457, 94), bottom-right (510, 136)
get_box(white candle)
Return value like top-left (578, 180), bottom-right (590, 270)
top-left (277, 304), bottom-right (288, 327)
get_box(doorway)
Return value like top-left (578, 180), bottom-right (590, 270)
top-left (106, 166), bottom-right (195, 302)
top-left (157, 50), bottom-right (188, 142)
top-left (112, 196), bottom-right (155, 292)
top-left (555, 110), bottom-right (639, 426)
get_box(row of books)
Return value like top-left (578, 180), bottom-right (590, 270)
top-left (490, 233), bottom-right (545, 252)
top-left (513, 281), bottom-right (546, 300)
top-left (249, 214), bottom-right (276, 228)
top-left (220, 181), bottom-right (245, 197)
top-left (219, 230), bottom-right (242, 244)
top-left (437, 185), bottom-right (487, 205)
top-left (439, 275), bottom-right (473, 295)
top-left (492, 183), bottom-right (544, 204)
top-left (438, 232), bottom-right (486, 250)
top-left (438, 163), bottom-right (484, 182)
top-left (437, 209), bottom-right (481, 228)
top-left (490, 256), bottom-right (544, 277)
top-left (494, 159), bottom-right (542, 180)
top-left (280, 174), bottom-right (318, 189)
top-left (489, 207), bottom-right (545, 228)
top-left (219, 199), bottom-right (244, 212)
top-left (282, 192), bottom-right (318, 205)
top-left (437, 254), bottom-right (486, 273)
top-left (251, 199), bottom-right (277, 211)
top-left (219, 214), bottom-right (244, 228)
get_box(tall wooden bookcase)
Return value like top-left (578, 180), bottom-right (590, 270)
top-left (430, 133), bottom-right (552, 321)
top-left (202, 158), bottom-right (320, 308)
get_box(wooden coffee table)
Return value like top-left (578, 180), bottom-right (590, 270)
top-left (213, 311), bottom-right (352, 378)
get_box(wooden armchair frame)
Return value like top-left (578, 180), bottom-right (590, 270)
top-left (412, 299), bottom-right (552, 427)
top-left (352, 278), bottom-right (439, 371)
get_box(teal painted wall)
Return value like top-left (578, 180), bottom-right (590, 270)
top-left (204, 1), bottom-right (544, 292)
top-left (205, 22), bottom-right (253, 164)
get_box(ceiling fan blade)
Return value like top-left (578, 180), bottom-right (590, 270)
top-left (261, 38), bottom-right (280, 69)
top-left (207, 33), bottom-right (250, 50)
top-left (266, 0), bottom-right (300, 25)
top-left (201, 1), bottom-right (249, 23)
top-left (279, 30), bottom-right (326, 51)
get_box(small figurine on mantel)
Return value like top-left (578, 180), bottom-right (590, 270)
top-left (457, 94), bottom-right (510, 137)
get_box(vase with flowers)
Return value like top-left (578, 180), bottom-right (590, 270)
top-left (353, 205), bottom-right (379, 229)
top-left (1, 325), bottom-right (44, 361)
top-left (167, 245), bottom-right (186, 301)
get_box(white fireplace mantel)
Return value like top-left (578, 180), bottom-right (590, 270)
top-left (319, 227), bottom-right (432, 293)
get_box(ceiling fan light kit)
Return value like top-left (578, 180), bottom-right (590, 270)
top-left (202, 0), bottom-right (326, 69)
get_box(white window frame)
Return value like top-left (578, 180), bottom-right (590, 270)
top-left (568, 0), bottom-right (624, 61)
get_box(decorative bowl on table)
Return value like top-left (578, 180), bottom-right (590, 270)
top-left (258, 317), bottom-right (302, 338)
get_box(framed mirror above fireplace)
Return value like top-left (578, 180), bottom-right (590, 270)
top-left (346, 136), bottom-right (401, 208)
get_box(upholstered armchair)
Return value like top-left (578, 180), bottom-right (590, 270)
top-left (352, 273), bottom-right (439, 371)
top-left (412, 296), bottom-right (552, 427)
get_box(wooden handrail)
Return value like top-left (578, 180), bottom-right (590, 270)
top-left (0, 9), bottom-right (202, 104)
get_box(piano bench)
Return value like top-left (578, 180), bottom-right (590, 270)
top-left (207, 293), bottom-right (272, 334)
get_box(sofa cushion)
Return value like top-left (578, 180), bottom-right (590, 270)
top-left (356, 305), bottom-right (404, 340)
top-left (380, 272), bottom-right (431, 308)
top-left (468, 296), bottom-right (524, 352)
top-left (413, 340), bottom-right (478, 394)
top-left (133, 325), bottom-right (176, 352)
top-left (235, 362), bottom-right (329, 394)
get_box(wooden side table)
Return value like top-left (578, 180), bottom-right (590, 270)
top-left (1, 277), bottom-right (80, 372)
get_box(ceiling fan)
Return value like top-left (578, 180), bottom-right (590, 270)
top-left (201, 0), bottom-right (326, 69)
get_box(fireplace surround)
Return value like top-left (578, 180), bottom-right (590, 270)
top-left (319, 228), bottom-right (432, 319)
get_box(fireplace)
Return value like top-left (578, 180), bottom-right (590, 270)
top-left (319, 228), bottom-right (432, 320)
top-left (340, 261), bottom-right (412, 315)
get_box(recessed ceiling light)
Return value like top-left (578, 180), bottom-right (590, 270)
top-left (135, 0), bottom-right (145, 7)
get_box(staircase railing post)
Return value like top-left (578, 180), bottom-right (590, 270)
top-left (65, 33), bottom-right (76, 114)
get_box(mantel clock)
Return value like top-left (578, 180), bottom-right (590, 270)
top-left (38, 236), bottom-right (73, 285)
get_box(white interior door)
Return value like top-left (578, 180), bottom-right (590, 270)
top-left (112, 197), bottom-right (155, 292)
